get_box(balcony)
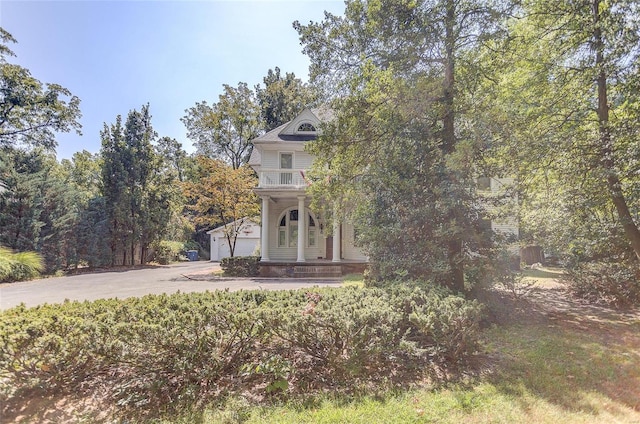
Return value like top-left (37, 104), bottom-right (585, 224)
top-left (258, 169), bottom-right (309, 189)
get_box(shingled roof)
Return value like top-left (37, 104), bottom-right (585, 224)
top-left (251, 107), bottom-right (334, 144)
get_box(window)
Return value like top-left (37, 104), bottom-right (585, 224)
top-left (297, 122), bottom-right (316, 132)
top-left (277, 209), bottom-right (317, 248)
top-left (280, 153), bottom-right (293, 185)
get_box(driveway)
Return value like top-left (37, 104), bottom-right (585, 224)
top-left (0, 261), bottom-right (342, 310)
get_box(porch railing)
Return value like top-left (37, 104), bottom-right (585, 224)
top-left (258, 169), bottom-right (309, 189)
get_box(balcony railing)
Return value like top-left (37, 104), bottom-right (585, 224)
top-left (258, 169), bottom-right (309, 189)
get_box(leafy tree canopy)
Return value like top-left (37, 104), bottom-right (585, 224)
top-left (182, 82), bottom-right (261, 169)
top-left (0, 28), bottom-right (81, 151)
top-left (182, 156), bottom-right (259, 256)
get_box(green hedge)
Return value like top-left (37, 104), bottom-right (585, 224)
top-left (0, 285), bottom-right (483, 420)
top-left (220, 256), bottom-right (260, 277)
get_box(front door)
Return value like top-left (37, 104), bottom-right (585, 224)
top-left (325, 226), bottom-right (342, 260)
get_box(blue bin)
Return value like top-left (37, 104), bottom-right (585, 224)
top-left (186, 250), bottom-right (198, 261)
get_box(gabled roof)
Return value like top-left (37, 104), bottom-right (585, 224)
top-left (251, 107), bottom-right (333, 145)
top-left (248, 148), bottom-right (261, 166)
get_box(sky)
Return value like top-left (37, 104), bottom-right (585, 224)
top-left (0, 0), bottom-right (345, 160)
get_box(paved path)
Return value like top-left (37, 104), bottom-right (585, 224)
top-left (0, 261), bottom-right (342, 310)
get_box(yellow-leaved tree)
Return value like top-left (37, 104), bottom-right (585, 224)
top-left (183, 156), bottom-right (259, 257)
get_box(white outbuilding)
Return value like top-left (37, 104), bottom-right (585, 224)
top-left (207, 218), bottom-right (261, 261)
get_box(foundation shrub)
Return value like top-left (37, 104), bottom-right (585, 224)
top-left (220, 256), bottom-right (260, 277)
top-left (563, 261), bottom-right (640, 307)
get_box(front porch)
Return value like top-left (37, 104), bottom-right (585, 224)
top-left (259, 259), bottom-right (368, 278)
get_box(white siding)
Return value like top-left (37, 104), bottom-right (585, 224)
top-left (481, 177), bottom-right (519, 237)
top-left (209, 221), bottom-right (261, 261)
top-left (295, 152), bottom-right (314, 170)
top-left (342, 222), bottom-right (368, 261)
top-left (261, 150), bottom-right (279, 169)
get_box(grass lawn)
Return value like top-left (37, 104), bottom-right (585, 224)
top-left (164, 315), bottom-right (640, 424)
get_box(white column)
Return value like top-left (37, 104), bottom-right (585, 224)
top-left (297, 195), bottom-right (306, 262)
top-left (332, 213), bottom-right (341, 263)
top-left (260, 196), bottom-right (270, 261)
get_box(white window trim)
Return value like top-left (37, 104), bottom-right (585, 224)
top-left (279, 151), bottom-right (294, 169)
top-left (295, 121), bottom-right (318, 134)
top-left (277, 208), bottom-right (318, 248)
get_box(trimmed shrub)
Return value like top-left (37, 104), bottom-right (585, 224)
top-left (0, 285), bottom-right (484, 420)
top-left (562, 261), bottom-right (640, 307)
top-left (220, 256), bottom-right (260, 277)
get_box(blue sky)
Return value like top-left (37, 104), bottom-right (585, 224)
top-left (1, 0), bottom-right (344, 160)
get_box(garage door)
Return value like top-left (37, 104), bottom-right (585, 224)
top-left (218, 237), bottom-right (259, 259)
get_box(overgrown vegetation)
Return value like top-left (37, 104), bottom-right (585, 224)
top-left (562, 261), bottom-right (640, 307)
top-left (150, 240), bottom-right (203, 265)
top-left (0, 285), bottom-right (482, 421)
top-left (0, 246), bottom-right (44, 283)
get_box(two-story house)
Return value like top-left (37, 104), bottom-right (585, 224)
top-left (249, 108), bottom-right (519, 277)
top-left (249, 108), bottom-right (368, 277)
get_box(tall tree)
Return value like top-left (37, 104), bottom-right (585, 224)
top-left (0, 28), bottom-right (81, 151)
top-left (100, 105), bottom-right (171, 265)
top-left (182, 157), bottom-right (259, 257)
top-left (485, 0), bottom-right (640, 262)
top-left (0, 148), bottom-right (80, 271)
top-left (297, 0), bottom-right (509, 291)
top-left (255, 67), bottom-right (317, 131)
top-left (182, 82), bottom-right (261, 169)
top-left (155, 136), bottom-right (189, 182)
top-left (100, 115), bottom-right (129, 265)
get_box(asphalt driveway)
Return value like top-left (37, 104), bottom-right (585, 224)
top-left (0, 261), bottom-right (342, 310)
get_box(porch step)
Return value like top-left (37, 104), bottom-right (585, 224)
top-left (293, 265), bottom-right (342, 277)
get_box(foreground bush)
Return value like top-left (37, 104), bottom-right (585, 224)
top-left (563, 261), bottom-right (640, 307)
top-left (0, 285), bottom-right (483, 420)
top-left (0, 247), bottom-right (44, 283)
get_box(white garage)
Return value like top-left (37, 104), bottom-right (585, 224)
top-left (207, 218), bottom-right (261, 261)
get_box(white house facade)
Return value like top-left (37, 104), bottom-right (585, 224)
top-left (249, 108), bottom-right (367, 274)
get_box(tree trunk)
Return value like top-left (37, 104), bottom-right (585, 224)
top-left (593, 0), bottom-right (640, 261)
top-left (520, 245), bottom-right (544, 265)
top-left (443, 0), bottom-right (465, 291)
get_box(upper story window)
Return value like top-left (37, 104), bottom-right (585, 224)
top-left (297, 122), bottom-right (316, 132)
top-left (280, 153), bottom-right (293, 185)
top-left (280, 153), bottom-right (293, 169)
